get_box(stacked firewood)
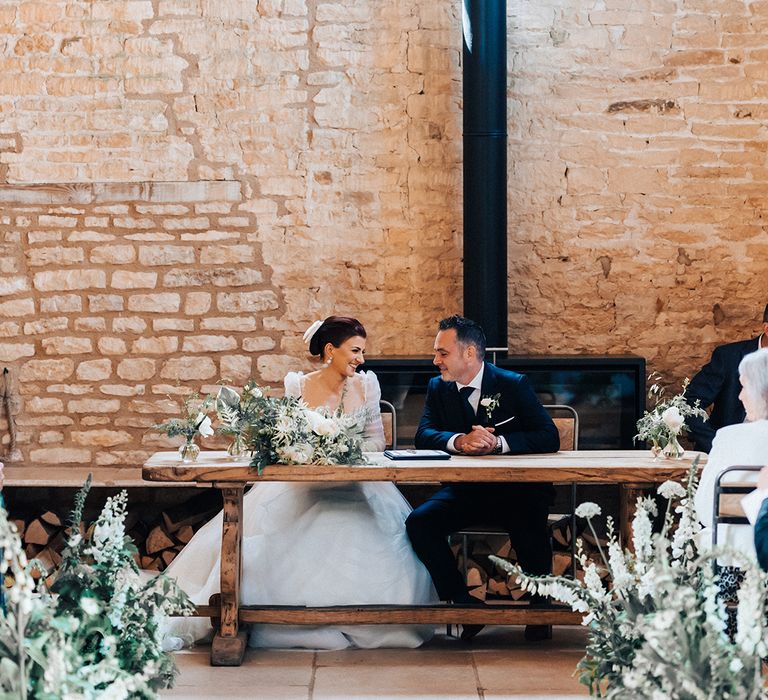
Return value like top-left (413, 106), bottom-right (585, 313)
top-left (457, 514), bottom-right (610, 602)
top-left (11, 491), bottom-right (220, 575)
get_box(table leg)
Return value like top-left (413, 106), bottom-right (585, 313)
top-left (211, 483), bottom-right (247, 666)
top-left (619, 482), bottom-right (651, 551)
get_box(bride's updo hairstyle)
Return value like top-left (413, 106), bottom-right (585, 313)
top-left (309, 316), bottom-right (366, 360)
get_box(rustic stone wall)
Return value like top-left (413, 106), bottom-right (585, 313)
top-left (1, 0), bottom-right (767, 465)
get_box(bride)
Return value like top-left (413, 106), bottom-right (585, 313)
top-left (162, 316), bottom-right (437, 650)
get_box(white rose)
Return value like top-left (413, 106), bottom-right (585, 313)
top-left (80, 596), bottom-right (99, 615)
top-left (480, 397), bottom-right (492, 407)
top-left (248, 386), bottom-right (263, 399)
top-left (315, 417), bottom-right (340, 438)
top-left (197, 415), bottom-right (214, 437)
top-left (661, 406), bottom-right (684, 432)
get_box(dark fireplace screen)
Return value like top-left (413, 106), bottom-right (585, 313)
top-left (364, 356), bottom-right (646, 450)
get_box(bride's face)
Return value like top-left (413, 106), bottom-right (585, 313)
top-left (327, 335), bottom-right (366, 377)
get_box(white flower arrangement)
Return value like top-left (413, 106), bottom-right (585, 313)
top-left (490, 458), bottom-right (768, 698)
top-left (0, 477), bottom-right (193, 699)
top-left (241, 382), bottom-right (369, 473)
top-left (634, 374), bottom-right (708, 455)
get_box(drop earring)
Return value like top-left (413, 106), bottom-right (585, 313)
top-left (327, 356), bottom-right (333, 365)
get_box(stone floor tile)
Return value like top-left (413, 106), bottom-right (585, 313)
top-left (162, 647), bottom-right (313, 698)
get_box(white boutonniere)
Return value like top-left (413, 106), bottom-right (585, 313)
top-left (479, 393), bottom-right (501, 422)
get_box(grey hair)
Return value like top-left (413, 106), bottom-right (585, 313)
top-left (738, 348), bottom-right (768, 420)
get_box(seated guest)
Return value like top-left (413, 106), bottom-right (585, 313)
top-left (694, 348), bottom-right (768, 575)
top-left (685, 304), bottom-right (768, 453)
top-left (405, 315), bottom-right (559, 641)
top-left (741, 465), bottom-right (768, 571)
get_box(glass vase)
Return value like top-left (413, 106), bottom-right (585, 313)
top-left (649, 440), bottom-right (662, 461)
top-left (662, 434), bottom-right (685, 460)
top-left (226, 433), bottom-right (249, 462)
top-left (179, 436), bottom-right (200, 463)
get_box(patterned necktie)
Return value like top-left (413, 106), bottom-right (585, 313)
top-left (459, 385), bottom-right (476, 425)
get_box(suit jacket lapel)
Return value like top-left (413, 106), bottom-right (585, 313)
top-left (478, 362), bottom-right (498, 426)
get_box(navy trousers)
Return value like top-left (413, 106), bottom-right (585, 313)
top-left (405, 483), bottom-right (553, 601)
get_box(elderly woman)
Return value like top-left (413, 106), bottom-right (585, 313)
top-left (694, 348), bottom-right (768, 582)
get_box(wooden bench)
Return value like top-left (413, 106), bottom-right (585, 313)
top-left (143, 449), bottom-right (704, 665)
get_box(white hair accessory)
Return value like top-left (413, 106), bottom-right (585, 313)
top-left (303, 320), bottom-right (324, 346)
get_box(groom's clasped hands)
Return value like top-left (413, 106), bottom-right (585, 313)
top-left (454, 424), bottom-right (497, 455)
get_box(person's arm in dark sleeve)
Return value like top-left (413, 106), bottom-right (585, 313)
top-left (414, 380), bottom-right (455, 450)
top-left (500, 375), bottom-right (560, 455)
top-left (684, 347), bottom-right (725, 453)
top-left (755, 497), bottom-right (768, 571)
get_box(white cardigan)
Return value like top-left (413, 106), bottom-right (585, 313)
top-left (694, 419), bottom-right (768, 564)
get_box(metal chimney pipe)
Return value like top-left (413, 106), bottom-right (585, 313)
top-left (462, 0), bottom-right (507, 352)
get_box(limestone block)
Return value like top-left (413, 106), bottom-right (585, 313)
top-left (100, 384), bottom-right (146, 396)
top-left (39, 431), bottom-right (64, 444)
top-left (184, 292), bottom-right (212, 315)
top-left (71, 430), bottom-right (133, 447)
top-left (131, 336), bottom-right (179, 354)
top-left (201, 316), bottom-right (258, 332)
top-left (220, 355), bottom-right (253, 383)
top-left (33, 270), bottom-right (107, 292)
top-left (117, 358), bottom-right (157, 381)
top-left (19, 359), bottom-right (74, 382)
top-left (0, 277), bottom-right (30, 295)
top-left (40, 295), bottom-right (81, 313)
top-left (182, 335), bottom-right (237, 352)
top-left (113, 317), bottom-right (148, 334)
top-left (88, 295), bottom-right (125, 312)
top-left (138, 245), bottom-right (196, 266)
top-left (111, 270), bottom-right (158, 289)
top-left (25, 397), bottom-right (64, 413)
top-left (127, 293), bottom-right (181, 313)
top-left (90, 245), bottom-right (136, 264)
top-left (97, 337), bottom-right (128, 355)
top-left (160, 356), bottom-right (217, 380)
top-left (164, 268), bottom-right (263, 287)
top-left (76, 359), bottom-right (113, 381)
top-left (0, 322), bottom-right (20, 338)
top-left (256, 354), bottom-right (295, 383)
top-left (74, 318), bottom-right (107, 332)
top-left (153, 318), bottom-right (194, 331)
top-left (0, 298), bottom-right (35, 316)
top-left (67, 399), bottom-right (121, 413)
top-left (26, 246), bottom-right (85, 266)
top-left (42, 337), bottom-right (94, 355)
top-left (200, 245), bottom-right (255, 264)
top-left (24, 318), bottom-right (68, 335)
top-left (242, 337), bottom-right (277, 352)
top-left (128, 398), bottom-right (179, 414)
top-left (216, 291), bottom-right (279, 313)
top-left (29, 448), bottom-right (91, 464)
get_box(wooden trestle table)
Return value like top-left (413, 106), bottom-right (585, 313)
top-left (142, 449), bottom-right (705, 666)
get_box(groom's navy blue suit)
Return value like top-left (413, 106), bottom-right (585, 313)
top-left (406, 362), bottom-right (560, 601)
top-left (685, 336), bottom-right (760, 453)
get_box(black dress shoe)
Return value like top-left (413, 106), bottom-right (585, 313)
top-left (460, 623), bottom-right (485, 641)
top-left (524, 624), bottom-right (552, 641)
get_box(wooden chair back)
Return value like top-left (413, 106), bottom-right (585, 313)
top-left (379, 400), bottom-right (397, 450)
top-left (543, 405), bottom-right (579, 451)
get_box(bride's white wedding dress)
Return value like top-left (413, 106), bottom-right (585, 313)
top-left (161, 370), bottom-right (437, 650)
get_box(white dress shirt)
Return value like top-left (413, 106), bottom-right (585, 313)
top-left (446, 366), bottom-right (510, 454)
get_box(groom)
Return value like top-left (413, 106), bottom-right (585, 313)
top-left (405, 316), bottom-right (560, 639)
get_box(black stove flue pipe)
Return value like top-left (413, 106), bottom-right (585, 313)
top-left (462, 0), bottom-right (507, 353)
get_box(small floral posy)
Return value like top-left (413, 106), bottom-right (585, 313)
top-left (634, 373), bottom-right (707, 459)
top-left (479, 393), bottom-right (501, 423)
top-left (152, 392), bottom-right (214, 463)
